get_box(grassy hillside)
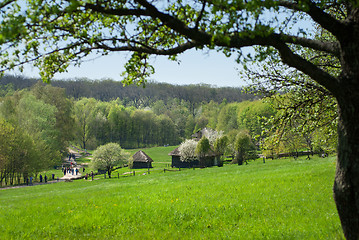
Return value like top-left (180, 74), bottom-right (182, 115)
top-left (0, 156), bottom-right (344, 239)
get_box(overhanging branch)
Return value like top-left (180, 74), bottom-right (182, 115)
top-left (274, 41), bottom-right (340, 96)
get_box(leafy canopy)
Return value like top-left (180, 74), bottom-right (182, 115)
top-left (0, 0), bottom-right (351, 94)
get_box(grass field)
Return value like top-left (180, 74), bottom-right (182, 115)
top-left (0, 155), bottom-right (344, 239)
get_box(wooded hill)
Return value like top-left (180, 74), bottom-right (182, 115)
top-left (0, 75), bottom-right (255, 105)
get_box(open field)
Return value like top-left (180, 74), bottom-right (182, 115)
top-left (0, 156), bottom-right (344, 239)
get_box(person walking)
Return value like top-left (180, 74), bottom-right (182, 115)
top-left (39, 174), bottom-right (43, 183)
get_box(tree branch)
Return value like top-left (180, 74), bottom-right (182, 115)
top-left (134, 0), bottom-right (212, 43)
top-left (278, 0), bottom-right (347, 37)
top-left (92, 40), bottom-right (200, 55)
top-left (0, 0), bottom-right (15, 9)
top-left (194, 0), bottom-right (206, 30)
top-left (273, 41), bottom-right (340, 96)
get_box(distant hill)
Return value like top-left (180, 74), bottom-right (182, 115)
top-left (0, 75), bottom-right (255, 104)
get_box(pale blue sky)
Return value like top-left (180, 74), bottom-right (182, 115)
top-left (16, 49), bottom-right (247, 88)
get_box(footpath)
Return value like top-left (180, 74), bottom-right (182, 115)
top-left (60, 167), bottom-right (83, 181)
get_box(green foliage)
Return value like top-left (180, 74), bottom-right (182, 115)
top-left (0, 84), bottom-right (76, 185)
top-left (216, 103), bottom-right (239, 132)
top-left (195, 137), bottom-right (211, 158)
top-left (0, 118), bottom-right (39, 185)
top-left (31, 82), bottom-right (76, 152)
top-left (0, 83), bottom-right (14, 97)
top-left (237, 100), bottom-right (276, 140)
top-left (74, 97), bottom-right (97, 150)
top-left (14, 92), bottom-right (61, 167)
top-left (259, 92), bottom-right (337, 157)
top-left (214, 135), bottom-right (229, 156)
top-left (0, 0), bottom-right (328, 87)
top-left (234, 130), bottom-right (256, 165)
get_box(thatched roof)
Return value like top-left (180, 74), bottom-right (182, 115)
top-left (168, 147), bottom-right (181, 156)
top-left (132, 151), bottom-right (154, 163)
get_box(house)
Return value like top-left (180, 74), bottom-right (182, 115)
top-left (191, 128), bottom-right (210, 141)
top-left (131, 151), bottom-right (153, 169)
top-left (168, 147), bottom-right (199, 168)
top-left (168, 147), bottom-right (220, 168)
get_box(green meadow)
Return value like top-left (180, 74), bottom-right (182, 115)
top-left (0, 155), bottom-right (344, 239)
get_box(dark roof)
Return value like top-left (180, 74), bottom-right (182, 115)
top-left (132, 151), bottom-right (153, 163)
top-left (168, 147), bottom-right (181, 156)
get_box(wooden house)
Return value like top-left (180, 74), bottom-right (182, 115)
top-left (131, 151), bottom-right (153, 169)
top-left (168, 147), bottom-right (220, 168)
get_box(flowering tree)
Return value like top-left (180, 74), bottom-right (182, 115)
top-left (92, 143), bottom-right (128, 178)
top-left (178, 139), bottom-right (198, 163)
top-left (201, 128), bottom-right (223, 146)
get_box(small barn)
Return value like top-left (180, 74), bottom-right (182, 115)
top-left (168, 147), bottom-right (199, 168)
top-left (131, 151), bottom-right (154, 169)
top-left (168, 147), bottom-right (220, 168)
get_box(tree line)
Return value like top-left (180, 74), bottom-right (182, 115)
top-left (0, 75), bottom-right (255, 106)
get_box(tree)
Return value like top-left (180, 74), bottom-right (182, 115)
top-left (31, 82), bottom-right (76, 153)
top-left (0, 118), bottom-right (38, 186)
top-left (214, 135), bottom-right (228, 153)
top-left (74, 98), bottom-right (97, 150)
top-left (92, 143), bottom-right (128, 178)
top-left (2, 1), bottom-right (359, 237)
top-left (234, 131), bottom-right (256, 165)
top-left (217, 103), bottom-right (239, 132)
top-left (16, 93), bottom-right (61, 168)
top-left (195, 136), bottom-right (211, 167)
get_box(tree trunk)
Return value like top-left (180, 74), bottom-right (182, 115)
top-left (332, 9), bottom-right (359, 238)
top-left (334, 97), bottom-right (359, 240)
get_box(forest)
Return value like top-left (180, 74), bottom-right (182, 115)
top-left (0, 75), bottom-right (337, 185)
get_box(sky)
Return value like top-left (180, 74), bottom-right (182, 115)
top-left (15, 49), bottom-right (248, 88)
